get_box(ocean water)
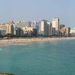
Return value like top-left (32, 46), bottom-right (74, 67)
top-left (0, 39), bottom-right (75, 75)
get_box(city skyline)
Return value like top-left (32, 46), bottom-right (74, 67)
top-left (0, 0), bottom-right (75, 28)
top-left (0, 18), bottom-right (73, 29)
top-left (0, 19), bottom-right (75, 37)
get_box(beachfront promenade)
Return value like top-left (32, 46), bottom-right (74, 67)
top-left (0, 37), bottom-right (75, 45)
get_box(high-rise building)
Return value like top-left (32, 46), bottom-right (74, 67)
top-left (22, 27), bottom-right (33, 36)
top-left (0, 21), bottom-right (14, 35)
top-left (60, 27), bottom-right (70, 36)
top-left (59, 24), bottom-right (65, 36)
top-left (31, 21), bottom-right (37, 29)
top-left (16, 27), bottom-right (23, 36)
top-left (39, 20), bottom-right (52, 36)
top-left (16, 21), bottom-right (31, 28)
top-left (60, 24), bottom-right (65, 30)
top-left (31, 21), bottom-right (37, 26)
top-left (47, 22), bottom-right (52, 36)
top-left (39, 20), bottom-right (49, 36)
top-left (65, 27), bottom-right (70, 36)
top-left (31, 21), bottom-right (39, 35)
top-left (52, 17), bottom-right (59, 35)
top-left (6, 21), bottom-right (14, 34)
top-left (70, 28), bottom-right (75, 36)
top-left (0, 23), bottom-right (7, 35)
top-left (0, 28), bottom-right (6, 36)
top-left (51, 28), bottom-right (56, 36)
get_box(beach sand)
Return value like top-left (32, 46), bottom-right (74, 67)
top-left (0, 37), bottom-right (75, 45)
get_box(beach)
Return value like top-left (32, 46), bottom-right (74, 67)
top-left (0, 37), bottom-right (75, 45)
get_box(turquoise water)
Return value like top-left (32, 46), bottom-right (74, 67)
top-left (0, 40), bottom-right (75, 75)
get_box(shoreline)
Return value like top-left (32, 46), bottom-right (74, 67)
top-left (0, 37), bottom-right (75, 45)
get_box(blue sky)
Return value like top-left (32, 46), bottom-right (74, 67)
top-left (0, 0), bottom-right (75, 27)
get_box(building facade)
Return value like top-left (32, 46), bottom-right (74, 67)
top-left (60, 24), bottom-right (65, 30)
top-left (31, 21), bottom-right (39, 35)
top-left (70, 28), bottom-right (75, 36)
top-left (0, 21), bottom-right (14, 35)
top-left (31, 21), bottom-right (37, 26)
top-left (47, 22), bottom-right (52, 36)
top-left (16, 27), bottom-right (24, 36)
top-left (39, 20), bottom-right (48, 36)
top-left (16, 21), bottom-right (31, 28)
top-left (22, 27), bottom-right (33, 36)
top-left (60, 27), bottom-right (70, 36)
top-left (0, 28), bottom-right (6, 36)
top-left (52, 17), bottom-right (59, 36)
top-left (39, 20), bottom-right (53, 36)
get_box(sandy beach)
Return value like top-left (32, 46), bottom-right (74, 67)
top-left (0, 37), bottom-right (75, 45)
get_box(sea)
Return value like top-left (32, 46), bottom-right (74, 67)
top-left (0, 39), bottom-right (75, 75)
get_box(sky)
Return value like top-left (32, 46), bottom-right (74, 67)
top-left (0, 0), bottom-right (75, 28)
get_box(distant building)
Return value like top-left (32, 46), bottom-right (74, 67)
top-left (59, 24), bottom-right (65, 36)
top-left (60, 24), bottom-right (65, 30)
top-left (0, 28), bottom-right (6, 36)
top-left (16, 27), bottom-right (24, 36)
top-left (52, 17), bottom-right (59, 36)
top-left (52, 28), bottom-right (56, 36)
top-left (0, 21), bottom-right (14, 35)
top-left (31, 21), bottom-right (37, 28)
top-left (7, 21), bottom-right (15, 25)
top-left (70, 28), bottom-right (75, 36)
top-left (60, 27), bottom-right (70, 36)
top-left (39, 20), bottom-right (46, 36)
top-left (31, 21), bottom-right (39, 35)
top-left (6, 21), bottom-right (14, 34)
top-left (65, 27), bottom-right (70, 36)
top-left (39, 20), bottom-right (51, 36)
top-left (16, 21), bottom-right (31, 28)
top-left (33, 29), bottom-right (37, 36)
top-left (22, 27), bottom-right (33, 36)
top-left (47, 22), bottom-right (52, 36)
top-left (31, 21), bottom-right (37, 26)
top-left (0, 23), bottom-right (7, 35)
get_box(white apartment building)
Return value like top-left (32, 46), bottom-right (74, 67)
top-left (52, 17), bottom-right (59, 35)
top-left (31, 21), bottom-right (37, 28)
top-left (16, 21), bottom-right (31, 28)
top-left (39, 20), bottom-right (52, 36)
top-left (70, 28), bottom-right (75, 36)
top-left (39, 21), bottom-right (45, 35)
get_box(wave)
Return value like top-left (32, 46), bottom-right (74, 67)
top-left (0, 43), bottom-right (30, 47)
top-left (11, 43), bottom-right (29, 46)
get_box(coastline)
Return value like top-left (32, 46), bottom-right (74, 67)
top-left (0, 37), bottom-right (75, 45)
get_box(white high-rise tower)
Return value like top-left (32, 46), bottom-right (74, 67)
top-left (52, 17), bottom-right (59, 35)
